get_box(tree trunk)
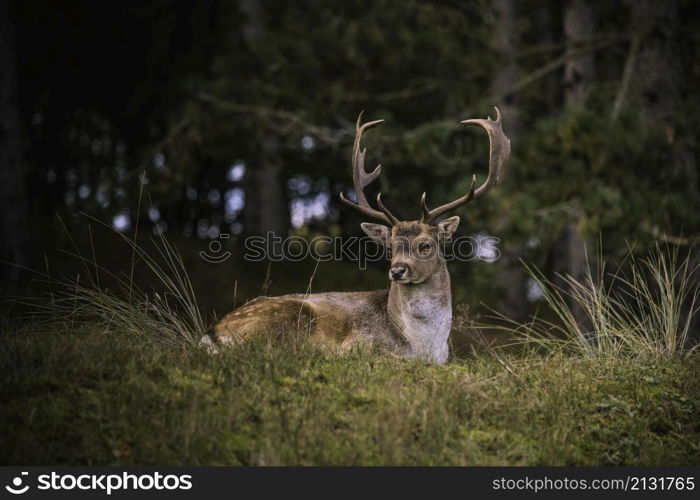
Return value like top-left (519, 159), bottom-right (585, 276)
top-left (239, 0), bottom-right (290, 237)
top-left (243, 136), bottom-right (289, 237)
top-left (553, 0), bottom-right (595, 327)
top-left (628, 0), bottom-right (697, 195)
top-left (0, 0), bottom-right (30, 298)
top-left (563, 0), bottom-right (595, 105)
top-left (628, 0), bottom-right (698, 341)
top-left (491, 0), bottom-right (528, 320)
top-left (536, 1), bottom-right (562, 115)
top-left (491, 0), bottom-right (519, 139)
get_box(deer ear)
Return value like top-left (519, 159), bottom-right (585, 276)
top-left (436, 216), bottom-right (460, 241)
top-left (361, 222), bottom-right (391, 246)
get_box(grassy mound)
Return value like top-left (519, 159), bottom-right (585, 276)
top-left (3, 229), bottom-right (698, 465)
top-left (2, 327), bottom-right (698, 466)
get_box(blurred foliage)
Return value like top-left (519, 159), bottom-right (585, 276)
top-left (507, 107), bottom-right (700, 253)
top-left (12, 0), bottom-right (700, 316)
top-left (163, 0), bottom-right (496, 226)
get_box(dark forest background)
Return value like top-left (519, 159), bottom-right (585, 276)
top-left (1, 0), bottom-right (699, 328)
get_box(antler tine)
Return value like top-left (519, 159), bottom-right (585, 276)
top-left (376, 193), bottom-right (400, 225)
top-left (422, 106), bottom-right (510, 225)
top-left (461, 106), bottom-right (510, 199)
top-left (420, 177), bottom-right (476, 223)
top-left (339, 112), bottom-right (399, 225)
top-left (420, 192), bottom-right (430, 221)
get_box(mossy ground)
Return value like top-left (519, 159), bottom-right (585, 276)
top-left (1, 326), bottom-right (698, 466)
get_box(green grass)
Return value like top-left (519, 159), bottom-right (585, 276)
top-left (1, 326), bottom-right (698, 466)
top-left (3, 226), bottom-right (698, 465)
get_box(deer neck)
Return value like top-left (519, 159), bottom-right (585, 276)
top-left (387, 264), bottom-right (452, 364)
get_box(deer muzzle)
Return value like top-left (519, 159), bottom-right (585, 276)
top-left (390, 263), bottom-right (409, 281)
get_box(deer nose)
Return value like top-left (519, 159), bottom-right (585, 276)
top-left (390, 264), bottom-right (408, 280)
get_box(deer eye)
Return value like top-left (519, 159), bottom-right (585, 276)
top-left (418, 241), bottom-right (432, 255)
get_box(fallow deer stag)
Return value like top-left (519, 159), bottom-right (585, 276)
top-left (211, 108), bottom-right (510, 363)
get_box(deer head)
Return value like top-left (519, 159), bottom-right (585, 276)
top-left (340, 108), bottom-right (511, 285)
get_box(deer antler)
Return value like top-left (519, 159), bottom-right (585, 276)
top-left (421, 107), bottom-right (511, 225)
top-left (339, 112), bottom-right (400, 225)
